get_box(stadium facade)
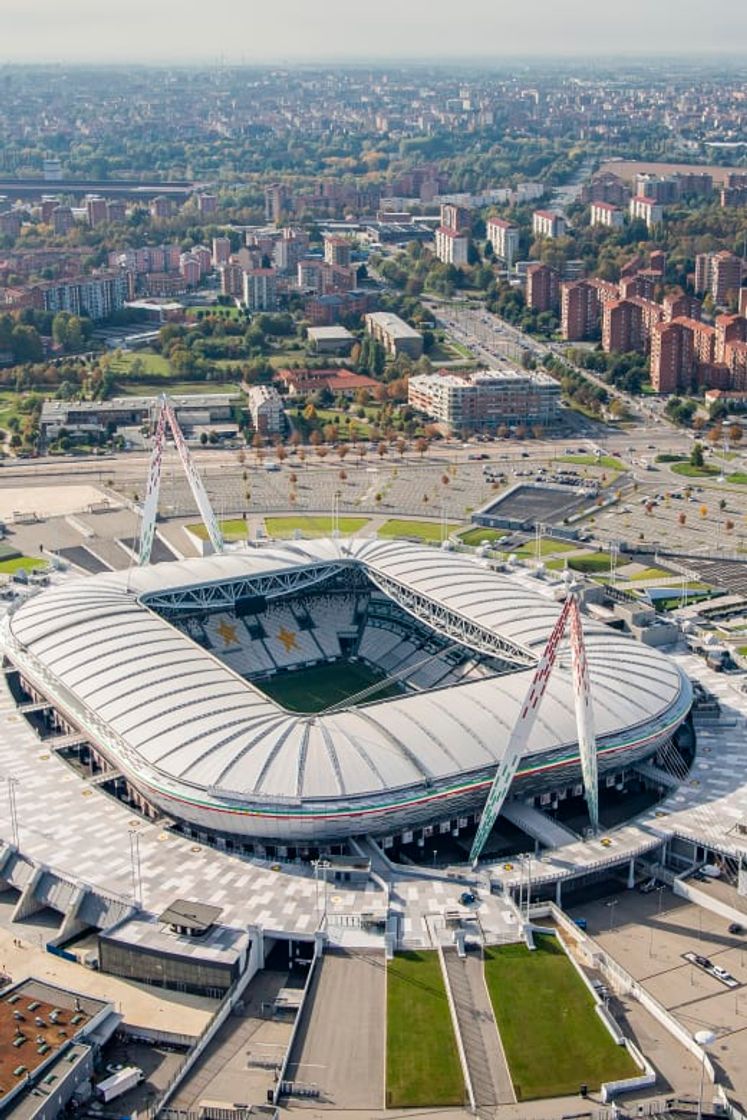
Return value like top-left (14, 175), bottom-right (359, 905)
top-left (2, 540), bottom-right (692, 847)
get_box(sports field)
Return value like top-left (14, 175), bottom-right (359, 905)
top-left (386, 950), bottom-right (464, 1108)
top-left (256, 659), bottom-right (404, 712)
top-left (484, 935), bottom-right (637, 1100)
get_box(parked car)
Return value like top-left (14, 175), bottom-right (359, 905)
top-left (728, 923), bottom-right (744, 935)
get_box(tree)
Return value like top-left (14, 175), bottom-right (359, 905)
top-left (690, 442), bottom-right (704, 468)
top-left (729, 424), bottom-right (743, 445)
top-left (415, 438), bottom-right (428, 458)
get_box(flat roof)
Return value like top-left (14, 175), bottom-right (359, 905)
top-left (0, 979), bottom-right (105, 1105)
top-left (104, 914), bottom-right (249, 966)
top-left (158, 899), bottom-right (223, 930)
top-left (365, 311), bottom-right (422, 339)
top-left (307, 325), bottom-right (354, 339)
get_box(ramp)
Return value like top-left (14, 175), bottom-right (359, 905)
top-left (502, 800), bottom-right (579, 849)
top-left (442, 945), bottom-right (514, 1108)
top-left (285, 949), bottom-right (385, 1108)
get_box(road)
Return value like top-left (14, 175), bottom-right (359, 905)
top-left (428, 299), bottom-right (669, 428)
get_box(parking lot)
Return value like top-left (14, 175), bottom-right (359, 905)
top-left (568, 890), bottom-right (747, 1108)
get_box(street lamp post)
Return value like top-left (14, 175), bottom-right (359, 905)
top-left (606, 899), bottom-right (618, 932)
top-left (6, 777), bottom-right (19, 848)
top-left (314, 858), bottom-right (331, 921)
top-left (128, 828), bottom-right (142, 909)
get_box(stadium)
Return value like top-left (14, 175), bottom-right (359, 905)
top-left (1, 537), bottom-right (693, 853)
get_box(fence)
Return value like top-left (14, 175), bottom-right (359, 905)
top-left (131, 939), bottom-right (262, 1120)
top-left (529, 902), bottom-right (719, 1090)
top-left (272, 939), bottom-right (323, 1106)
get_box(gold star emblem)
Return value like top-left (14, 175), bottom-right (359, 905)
top-left (277, 627), bottom-right (298, 652)
top-left (216, 620), bottom-right (238, 646)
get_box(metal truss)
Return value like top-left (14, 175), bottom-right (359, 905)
top-left (365, 569), bottom-right (535, 670)
top-left (139, 395), bottom-right (224, 564)
top-left (142, 563), bottom-right (347, 616)
top-left (469, 593), bottom-right (599, 866)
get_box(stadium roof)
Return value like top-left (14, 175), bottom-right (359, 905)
top-left (5, 540), bottom-right (690, 811)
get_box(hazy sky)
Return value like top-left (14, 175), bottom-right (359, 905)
top-left (2, 0), bottom-right (745, 63)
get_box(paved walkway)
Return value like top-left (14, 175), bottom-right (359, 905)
top-left (442, 947), bottom-right (514, 1110)
top-left (168, 969), bottom-right (293, 1112)
top-left (286, 949), bottom-right (385, 1109)
top-left (0, 925), bottom-right (216, 1035)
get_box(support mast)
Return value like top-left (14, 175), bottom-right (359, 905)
top-left (139, 395), bottom-right (224, 565)
top-left (469, 593), bottom-right (599, 867)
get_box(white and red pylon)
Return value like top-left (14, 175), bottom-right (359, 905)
top-left (469, 592), bottom-right (598, 866)
top-left (139, 395), bottom-right (224, 565)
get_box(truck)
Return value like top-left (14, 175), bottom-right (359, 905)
top-left (96, 1066), bottom-right (144, 1103)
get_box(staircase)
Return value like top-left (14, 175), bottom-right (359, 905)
top-left (442, 946), bottom-right (514, 1111)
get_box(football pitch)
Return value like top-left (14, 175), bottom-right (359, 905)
top-left (256, 659), bottom-right (405, 712)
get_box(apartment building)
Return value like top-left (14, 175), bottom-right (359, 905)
top-left (38, 272), bottom-right (128, 320)
top-left (243, 268), bottom-right (278, 311)
top-left (435, 225), bottom-right (469, 265)
top-left (486, 217), bottom-right (520, 263)
top-left (365, 311), bottom-right (423, 358)
top-left (247, 384), bottom-right (285, 434)
top-left (650, 321), bottom-right (695, 393)
top-left (712, 251), bottom-right (743, 306)
top-left (408, 369), bottom-right (560, 433)
top-left (85, 195), bottom-right (107, 228)
top-left (532, 210), bottom-right (567, 239)
top-left (525, 263), bottom-right (559, 312)
top-left (52, 205), bottom-right (75, 235)
top-left (590, 202), bottom-right (624, 229)
top-left (219, 262), bottom-right (244, 298)
top-left (212, 237), bottom-right (231, 267)
top-left (602, 296), bottom-right (662, 354)
top-left (629, 195), bottom-right (663, 228)
top-left (323, 235), bottom-right (352, 268)
top-left (197, 193), bottom-right (218, 215)
top-left (560, 279), bottom-right (616, 341)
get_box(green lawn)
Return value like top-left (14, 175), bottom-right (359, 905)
top-left (0, 555), bottom-right (49, 574)
top-left (256, 660), bottom-right (403, 712)
top-left (264, 516), bottom-right (369, 537)
top-left (671, 462), bottom-right (720, 478)
top-left (188, 518), bottom-right (250, 541)
top-left (378, 518), bottom-right (462, 542)
top-left (561, 454), bottom-right (625, 471)
top-left (117, 379), bottom-right (239, 396)
top-left (626, 566), bottom-right (674, 581)
top-left (546, 552), bottom-right (611, 574)
top-left (727, 472), bottom-right (747, 485)
top-left (484, 935), bottom-right (637, 1101)
top-left (268, 345), bottom-right (310, 369)
top-left (514, 537), bottom-right (577, 558)
top-left (458, 527), bottom-right (506, 546)
top-left (311, 408), bottom-right (373, 438)
top-left (108, 349), bottom-right (172, 377)
top-left (386, 951), bottom-right (464, 1109)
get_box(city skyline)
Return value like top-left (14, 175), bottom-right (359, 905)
top-left (3, 0), bottom-right (747, 63)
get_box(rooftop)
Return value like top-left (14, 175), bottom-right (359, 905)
top-left (0, 978), bottom-right (106, 1106)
